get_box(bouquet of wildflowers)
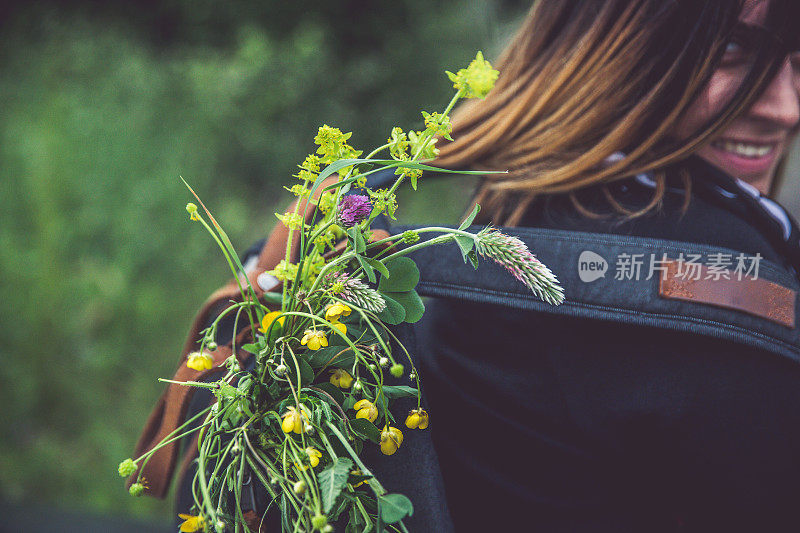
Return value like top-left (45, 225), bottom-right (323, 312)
top-left (118, 52), bottom-right (563, 533)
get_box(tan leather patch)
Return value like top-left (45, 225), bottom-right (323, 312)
top-left (658, 260), bottom-right (796, 328)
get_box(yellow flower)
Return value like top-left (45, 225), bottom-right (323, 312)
top-left (405, 409), bottom-right (429, 430)
top-left (330, 321), bottom-right (347, 336)
top-left (325, 302), bottom-right (352, 322)
top-left (353, 399), bottom-right (378, 423)
top-left (380, 426), bottom-right (404, 456)
top-left (281, 406), bottom-right (309, 434)
top-left (178, 513), bottom-right (205, 532)
top-left (259, 311), bottom-right (285, 333)
top-left (295, 447), bottom-right (323, 471)
top-left (329, 368), bottom-right (353, 389)
top-left (301, 329), bottom-right (328, 350)
top-left (186, 351), bottom-right (214, 371)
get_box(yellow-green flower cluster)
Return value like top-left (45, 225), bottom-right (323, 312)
top-left (446, 51), bottom-right (499, 99)
top-left (275, 211), bottom-right (305, 230)
top-left (422, 111), bottom-right (453, 140)
top-left (314, 125), bottom-right (363, 165)
top-left (367, 189), bottom-right (398, 219)
top-left (294, 154), bottom-right (322, 182)
top-left (266, 260), bottom-right (299, 283)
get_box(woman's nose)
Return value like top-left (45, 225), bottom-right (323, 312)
top-left (748, 58), bottom-right (800, 129)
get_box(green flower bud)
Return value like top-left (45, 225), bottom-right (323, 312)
top-left (379, 357), bottom-right (389, 367)
top-left (206, 341), bottom-right (218, 351)
top-left (322, 525), bottom-right (334, 533)
top-left (129, 483), bottom-right (145, 497)
top-left (275, 364), bottom-right (287, 376)
top-left (390, 363), bottom-right (404, 378)
top-left (311, 514), bottom-right (328, 530)
top-left (293, 480), bottom-right (307, 495)
top-left (402, 230), bottom-right (420, 244)
top-left (118, 458), bottom-right (137, 478)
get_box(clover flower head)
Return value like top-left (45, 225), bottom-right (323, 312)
top-left (330, 281), bottom-right (345, 294)
top-left (330, 368), bottom-right (353, 389)
top-left (476, 227), bottom-right (565, 305)
top-left (446, 51), bottom-right (499, 99)
top-left (186, 351), bottom-right (214, 371)
top-left (336, 195), bottom-right (372, 227)
top-left (282, 405), bottom-right (310, 434)
top-left (325, 302), bottom-right (352, 322)
top-left (259, 311), bottom-right (285, 333)
top-left (321, 271), bottom-right (386, 312)
top-left (301, 329), bottom-right (328, 350)
top-left (178, 513), bottom-right (206, 532)
top-left (353, 399), bottom-right (378, 423)
top-left (118, 458), bottom-right (137, 478)
top-left (380, 426), bottom-right (404, 455)
top-left (405, 408), bottom-right (429, 430)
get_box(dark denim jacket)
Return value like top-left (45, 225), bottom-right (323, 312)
top-left (364, 164), bottom-right (800, 532)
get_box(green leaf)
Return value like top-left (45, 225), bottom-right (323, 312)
top-left (306, 346), bottom-right (355, 369)
top-left (381, 386), bottom-right (418, 399)
top-left (241, 343), bottom-right (260, 355)
top-left (454, 234), bottom-right (475, 264)
top-left (362, 256), bottom-right (390, 278)
top-left (356, 255), bottom-right (376, 283)
top-left (319, 457), bottom-right (354, 513)
top-left (386, 290), bottom-right (425, 323)
top-left (285, 357), bottom-right (315, 387)
top-left (350, 418), bottom-right (382, 444)
top-left (376, 294), bottom-right (405, 325)
top-left (458, 203), bottom-right (481, 230)
top-left (378, 493), bottom-right (414, 524)
top-left (467, 249), bottom-right (479, 270)
top-left (378, 257), bottom-right (419, 292)
top-left (343, 395), bottom-right (356, 411)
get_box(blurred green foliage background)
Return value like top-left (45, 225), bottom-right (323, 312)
top-left (0, 0), bottom-right (528, 525)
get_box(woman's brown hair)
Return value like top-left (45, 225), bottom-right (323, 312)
top-left (435, 0), bottom-right (797, 225)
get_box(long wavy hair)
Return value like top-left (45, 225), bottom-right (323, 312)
top-left (435, 0), bottom-right (797, 225)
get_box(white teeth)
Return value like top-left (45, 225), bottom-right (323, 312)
top-left (713, 140), bottom-right (773, 158)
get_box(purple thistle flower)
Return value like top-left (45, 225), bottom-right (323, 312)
top-left (336, 195), bottom-right (372, 227)
top-left (475, 227), bottom-right (564, 305)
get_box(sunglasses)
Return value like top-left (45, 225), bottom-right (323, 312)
top-left (721, 23), bottom-right (800, 69)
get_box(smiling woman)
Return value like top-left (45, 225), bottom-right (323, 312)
top-left (383, 0), bottom-right (800, 531)
top-left (675, 0), bottom-right (800, 194)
